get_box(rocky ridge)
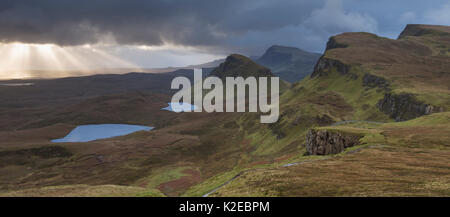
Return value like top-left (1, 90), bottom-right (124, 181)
top-left (305, 129), bottom-right (362, 155)
top-left (377, 93), bottom-right (444, 121)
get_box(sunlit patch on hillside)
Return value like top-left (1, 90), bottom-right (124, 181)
top-left (0, 43), bottom-right (140, 79)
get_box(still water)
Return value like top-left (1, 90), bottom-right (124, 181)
top-left (52, 124), bottom-right (153, 143)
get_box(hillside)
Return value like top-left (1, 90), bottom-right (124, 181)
top-left (257, 45), bottom-right (321, 82)
top-left (209, 54), bottom-right (274, 79)
top-left (208, 53), bottom-right (291, 97)
top-left (212, 112), bottom-right (450, 196)
top-left (193, 24), bottom-right (450, 197)
top-left (312, 24), bottom-right (450, 121)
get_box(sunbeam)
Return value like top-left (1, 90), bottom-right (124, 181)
top-left (0, 43), bottom-right (141, 79)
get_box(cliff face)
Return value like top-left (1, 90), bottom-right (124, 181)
top-left (362, 73), bottom-right (390, 90)
top-left (308, 25), bottom-right (449, 122)
top-left (311, 52), bottom-right (444, 122)
top-left (310, 57), bottom-right (350, 78)
top-left (376, 93), bottom-right (444, 121)
top-left (326, 36), bottom-right (348, 50)
top-left (306, 129), bottom-right (361, 155)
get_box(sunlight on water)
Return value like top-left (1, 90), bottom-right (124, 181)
top-left (161, 102), bottom-right (197, 112)
top-left (0, 83), bottom-right (34, 86)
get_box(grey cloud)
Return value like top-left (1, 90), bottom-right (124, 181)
top-left (0, 0), bottom-right (324, 48)
top-left (0, 0), bottom-right (444, 55)
top-left (304, 0), bottom-right (378, 36)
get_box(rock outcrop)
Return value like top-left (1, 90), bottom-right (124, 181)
top-left (376, 93), bottom-right (444, 121)
top-left (305, 129), bottom-right (361, 155)
top-left (311, 57), bottom-right (351, 78)
top-left (326, 36), bottom-right (348, 50)
top-left (362, 73), bottom-right (390, 90)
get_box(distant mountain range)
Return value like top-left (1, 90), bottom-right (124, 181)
top-left (203, 45), bottom-right (322, 83)
top-left (256, 45), bottom-right (321, 82)
top-left (147, 45), bottom-right (321, 83)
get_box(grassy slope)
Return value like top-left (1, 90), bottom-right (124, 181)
top-left (182, 57), bottom-right (392, 196)
top-left (0, 184), bottom-right (157, 197)
top-left (185, 25), bottom-right (450, 197)
top-left (324, 27), bottom-right (450, 109)
top-left (212, 112), bottom-right (450, 196)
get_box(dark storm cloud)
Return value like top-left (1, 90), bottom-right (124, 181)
top-left (0, 0), bottom-right (322, 47)
top-left (1, 0), bottom-right (447, 54)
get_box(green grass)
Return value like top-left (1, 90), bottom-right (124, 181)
top-left (384, 112), bottom-right (450, 127)
top-left (134, 166), bottom-right (192, 195)
top-left (210, 112), bottom-right (450, 197)
top-left (236, 64), bottom-right (391, 159)
top-left (182, 167), bottom-right (242, 197)
top-left (0, 184), bottom-right (148, 197)
top-left (135, 189), bottom-right (166, 197)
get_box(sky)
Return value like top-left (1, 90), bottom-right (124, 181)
top-left (0, 0), bottom-right (449, 77)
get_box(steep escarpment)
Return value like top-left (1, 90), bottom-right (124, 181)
top-left (305, 129), bottom-right (362, 155)
top-left (398, 24), bottom-right (450, 57)
top-left (310, 57), bottom-right (351, 78)
top-left (325, 36), bottom-right (348, 50)
top-left (377, 93), bottom-right (444, 121)
top-left (309, 25), bottom-right (450, 121)
top-left (398, 24), bottom-right (450, 39)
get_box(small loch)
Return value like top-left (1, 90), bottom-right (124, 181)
top-left (51, 124), bottom-right (154, 143)
top-left (162, 102), bottom-right (197, 112)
